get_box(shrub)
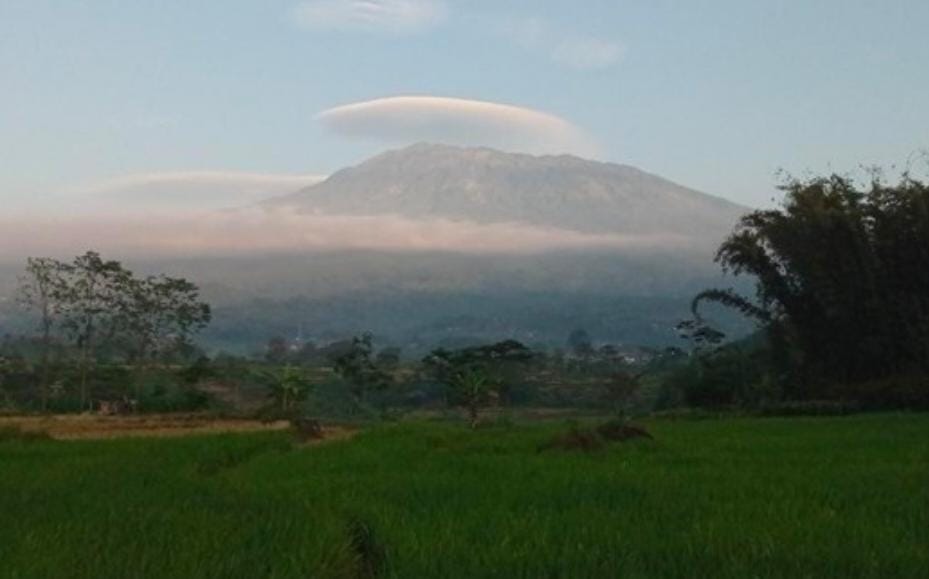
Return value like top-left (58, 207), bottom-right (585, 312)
top-left (537, 426), bottom-right (604, 452)
top-left (0, 426), bottom-right (52, 443)
top-left (595, 419), bottom-right (653, 441)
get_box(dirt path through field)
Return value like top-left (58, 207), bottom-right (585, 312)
top-left (0, 414), bottom-right (299, 440)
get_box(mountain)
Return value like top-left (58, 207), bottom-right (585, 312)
top-left (215, 146), bottom-right (754, 352)
top-left (268, 143), bottom-right (747, 245)
top-left (2, 145), bottom-right (755, 353)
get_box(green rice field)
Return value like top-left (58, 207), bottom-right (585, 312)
top-left (1, 414), bottom-right (927, 578)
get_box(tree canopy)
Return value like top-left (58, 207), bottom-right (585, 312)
top-left (694, 171), bottom-right (929, 401)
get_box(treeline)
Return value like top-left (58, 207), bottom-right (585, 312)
top-left (4, 252), bottom-right (210, 410)
top-left (233, 331), bottom-right (675, 425)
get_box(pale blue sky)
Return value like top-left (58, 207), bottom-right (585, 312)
top-left (2, 0), bottom-right (928, 209)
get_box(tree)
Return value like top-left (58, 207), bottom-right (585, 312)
top-left (266, 365), bottom-right (312, 416)
top-left (265, 336), bottom-right (289, 364)
top-left (567, 328), bottom-right (594, 359)
top-left (17, 257), bottom-right (68, 409)
top-left (116, 274), bottom-right (212, 395)
top-left (449, 367), bottom-right (493, 429)
top-left (693, 170), bottom-right (929, 402)
top-left (332, 333), bottom-right (392, 408)
top-left (423, 340), bottom-right (533, 427)
top-left (375, 347), bottom-right (401, 369)
top-left (0, 355), bottom-right (13, 409)
top-left (602, 370), bottom-right (641, 418)
top-left (58, 251), bottom-right (130, 410)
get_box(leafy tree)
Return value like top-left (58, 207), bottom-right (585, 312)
top-left (58, 251), bottom-right (130, 410)
top-left (17, 257), bottom-right (68, 408)
top-left (265, 336), bottom-right (289, 364)
top-left (675, 318), bottom-right (726, 353)
top-left (115, 274), bottom-right (212, 395)
top-left (567, 328), bottom-right (594, 359)
top-left (332, 333), bottom-right (393, 408)
top-left (602, 370), bottom-right (641, 418)
top-left (266, 365), bottom-right (312, 416)
top-left (0, 355), bottom-right (13, 409)
top-left (448, 367), bottom-right (494, 429)
top-left (693, 170), bottom-right (929, 402)
top-left (375, 346), bottom-right (401, 368)
top-left (423, 340), bottom-right (533, 427)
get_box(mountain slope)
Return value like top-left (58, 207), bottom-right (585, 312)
top-left (268, 143), bottom-right (748, 242)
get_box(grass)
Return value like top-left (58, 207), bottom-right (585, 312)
top-left (0, 414), bottom-right (927, 578)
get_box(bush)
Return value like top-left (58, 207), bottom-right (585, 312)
top-left (595, 419), bottom-right (653, 441)
top-left (755, 400), bottom-right (860, 417)
top-left (537, 425), bottom-right (604, 452)
top-left (835, 375), bottom-right (929, 410)
top-left (0, 426), bottom-right (51, 443)
top-left (291, 417), bottom-right (324, 442)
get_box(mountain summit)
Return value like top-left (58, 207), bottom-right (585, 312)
top-left (268, 143), bottom-right (747, 242)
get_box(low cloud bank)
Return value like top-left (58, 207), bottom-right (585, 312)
top-left (0, 208), bottom-right (695, 260)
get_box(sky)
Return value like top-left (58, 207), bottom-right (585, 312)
top-left (2, 0), bottom-right (928, 215)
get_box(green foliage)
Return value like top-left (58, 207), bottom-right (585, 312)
top-left (13, 251), bottom-right (212, 410)
top-left (659, 335), bottom-right (778, 409)
top-left (566, 328), bottom-right (594, 358)
top-left (264, 365), bottom-right (313, 416)
top-left (423, 340), bottom-right (534, 426)
top-left (332, 333), bottom-right (393, 409)
top-left (57, 252), bottom-right (132, 410)
top-left (116, 273), bottom-right (212, 367)
top-left (16, 257), bottom-right (69, 408)
top-left (694, 171), bottom-right (929, 405)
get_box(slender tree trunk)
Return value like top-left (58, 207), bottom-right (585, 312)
top-left (134, 342), bottom-right (149, 402)
top-left (79, 342), bottom-right (89, 412)
top-left (39, 308), bottom-right (51, 412)
top-left (78, 321), bottom-right (95, 412)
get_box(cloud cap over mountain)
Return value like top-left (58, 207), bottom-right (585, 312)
top-left (316, 96), bottom-right (599, 157)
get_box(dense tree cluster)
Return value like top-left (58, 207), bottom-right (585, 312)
top-left (693, 172), bottom-right (929, 405)
top-left (13, 251), bottom-right (211, 409)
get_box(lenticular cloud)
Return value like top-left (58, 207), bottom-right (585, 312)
top-left (55, 171), bottom-right (326, 214)
top-left (316, 96), bottom-right (600, 157)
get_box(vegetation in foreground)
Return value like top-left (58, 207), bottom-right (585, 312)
top-left (1, 414), bottom-right (926, 578)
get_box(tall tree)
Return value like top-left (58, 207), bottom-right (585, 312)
top-left (694, 171), bottom-right (929, 400)
top-left (17, 257), bottom-right (67, 409)
top-left (116, 274), bottom-right (212, 395)
top-left (332, 332), bottom-right (392, 408)
top-left (59, 251), bottom-right (130, 410)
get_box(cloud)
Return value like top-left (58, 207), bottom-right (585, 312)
top-left (292, 0), bottom-right (447, 34)
top-left (56, 171), bottom-right (326, 213)
top-left (316, 95), bottom-right (600, 157)
top-left (0, 209), bottom-right (693, 260)
top-left (504, 17), bottom-right (624, 71)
